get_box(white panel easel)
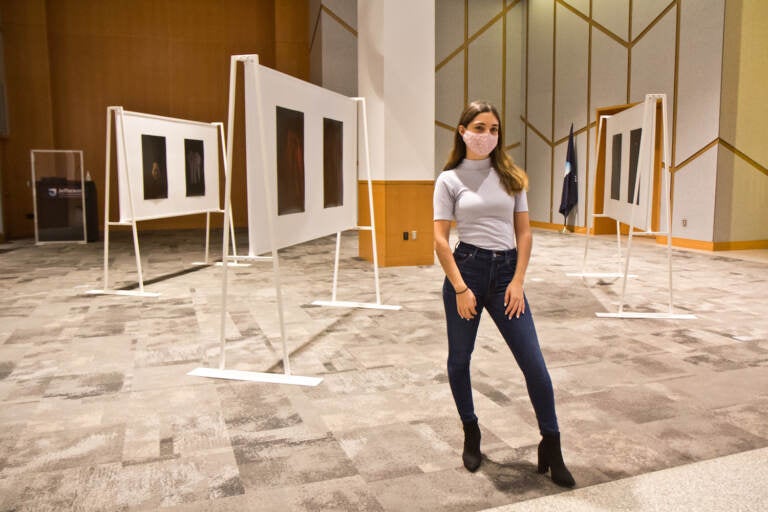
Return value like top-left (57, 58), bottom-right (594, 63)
top-left (188, 55), bottom-right (400, 387)
top-left (188, 55), bottom-right (316, 386)
top-left (87, 107), bottom-right (233, 297)
top-left (311, 97), bottom-right (401, 312)
top-left (578, 94), bottom-right (694, 319)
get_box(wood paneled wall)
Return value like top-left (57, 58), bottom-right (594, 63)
top-left (0, 0), bottom-right (308, 239)
top-left (0, 0), bottom-right (56, 238)
top-left (358, 180), bottom-right (435, 267)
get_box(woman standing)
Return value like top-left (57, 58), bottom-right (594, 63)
top-left (433, 101), bottom-right (575, 487)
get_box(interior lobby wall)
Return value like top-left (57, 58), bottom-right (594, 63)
top-left (716, 0), bottom-right (768, 246)
top-left (521, 0), bottom-right (765, 248)
top-left (309, 0), bottom-right (357, 97)
top-left (0, 0), bottom-right (55, 239)
top-left (435, 0), bottom-right (525, 180)
top-left (0, 0), bottom-right (310, 239)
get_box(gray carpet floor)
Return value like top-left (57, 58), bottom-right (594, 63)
top-left (0, 228), bottom-right (766, 511)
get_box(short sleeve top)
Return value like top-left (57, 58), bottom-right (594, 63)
top-left (433, 157), bottom-right (528, 251)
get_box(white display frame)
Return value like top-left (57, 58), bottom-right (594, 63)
top-left (188, 54), bottom-right (399, 388)
top-left (567, 115), bottom-right (636, 281)
top-left (603, 102), bottom-right (655, 232)
top-left (30, 149), bottom-right (87, 245)
top-left (87, 107), bottom-right (233, 297)
top-left (244, 64), bottom-right (358, 255)
top-left (572, 94), bottom-right (695, 319)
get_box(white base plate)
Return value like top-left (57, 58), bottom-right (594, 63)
top-left (567, 272), bottom-right (638, 278)
top-left (214, 261), bottom-right (252, 267)
top-left (85, 289), bottom-right (160, 298)
top-left (311, 300), bottom-right (402, 311)
top-left (187, 367), bottom-right (322, 386)
top-left (229, 255), bottom-right (272, 261)
top-left (596, 311), bottom-right (696, 319)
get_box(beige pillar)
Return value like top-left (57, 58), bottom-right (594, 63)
top-left (357, 0), bottom-right (436, 266)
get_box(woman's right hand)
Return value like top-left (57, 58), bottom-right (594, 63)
top-left (456, 287), bottom-right (478, 320)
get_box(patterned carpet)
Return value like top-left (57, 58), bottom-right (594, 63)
top-left (0, 229), bottom-right (766, 511)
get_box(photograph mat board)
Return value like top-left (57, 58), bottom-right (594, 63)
top-left (244, 62), bottom-right (358, 255)
top-left (603, 102), bottom-right (655, 231)
top-left (114, 110), bottom-right (220, 222)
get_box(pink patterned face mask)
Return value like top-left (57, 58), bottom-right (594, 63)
top-left (462, 130), bottom-right (498, 156)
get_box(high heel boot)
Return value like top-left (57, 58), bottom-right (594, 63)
top-left (537, 433), bottom-right (575, 487)
top-left (462, 420), bottom-right (482, 472)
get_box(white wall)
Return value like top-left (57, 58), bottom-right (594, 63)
top-left (309, 0), bottom-right (357, 97)
top-left (716, 0), bottom-right (768, 243)
top-left (358, 0), bottom-right (435, 181)
top-left (673, 0), bottom-right (726, 241)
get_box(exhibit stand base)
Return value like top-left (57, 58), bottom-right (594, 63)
top-left (582, 95), bottom-right (695, 321)
top-left (596, 311), bottom-right (697, 319)
top-left (85, 289), bottom-right (160, 298)
top-left (567, 272), bottom-right (637, 279)
top-left (212, 254), bottom-right (273, 267)
top-left (187, 367), bottom-right (322, 386)
top-left (311, 300), bottom-right (402, 311)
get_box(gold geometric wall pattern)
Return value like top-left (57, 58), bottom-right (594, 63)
top-left (522, 0), bottom-right (683, 226)
top-left (434, 0), bottom-right (526, 179)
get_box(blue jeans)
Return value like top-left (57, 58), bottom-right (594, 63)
top-left (442, 242), bottom-right (559, 435)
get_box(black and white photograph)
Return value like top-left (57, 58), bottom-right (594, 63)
top-left (628, 128), bottom-right (643, 205)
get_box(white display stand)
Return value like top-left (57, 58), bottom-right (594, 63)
top-left (30, 149), bottom-right (87, 245)
top-left (188, 54), bottom-right (399, 387)
top-left (87, 107), bottom-right (232, 297)
top-left (574, 94), bottom-right (695, 319)
top-left (311, 98), bottom-right (401, 312)
top-left (567, 115), bottom-right (637, 282)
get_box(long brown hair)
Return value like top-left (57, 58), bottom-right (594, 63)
top-left (442, 100), bottom-right (528, 194)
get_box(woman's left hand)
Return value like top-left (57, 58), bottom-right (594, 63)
top-left (504, 280), bottom-right (525, 319)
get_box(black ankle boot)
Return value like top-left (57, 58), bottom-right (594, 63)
top-left (462, 420), bottom-right (482, 472)
top-left (537, 433), bottom-right (575, 487)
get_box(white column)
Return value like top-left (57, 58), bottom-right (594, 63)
top-left (357, 0), bottom-right (435, 181)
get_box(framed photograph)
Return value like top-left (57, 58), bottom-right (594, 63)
top-left (141, 134), bottom-right (168, 200)
top-left (323, 118), bottom-right (343, 208)
top-left (610, 133), bottom-right (622, 201)
top-left (275, 106), bottom-right (305, 215)
top-left (628, 128), bottom-right (642, 205)
top-left (185, 138), bottom-right (205, 197)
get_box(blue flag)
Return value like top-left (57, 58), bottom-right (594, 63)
top-left (558, 124), bottom-right (578, 221)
